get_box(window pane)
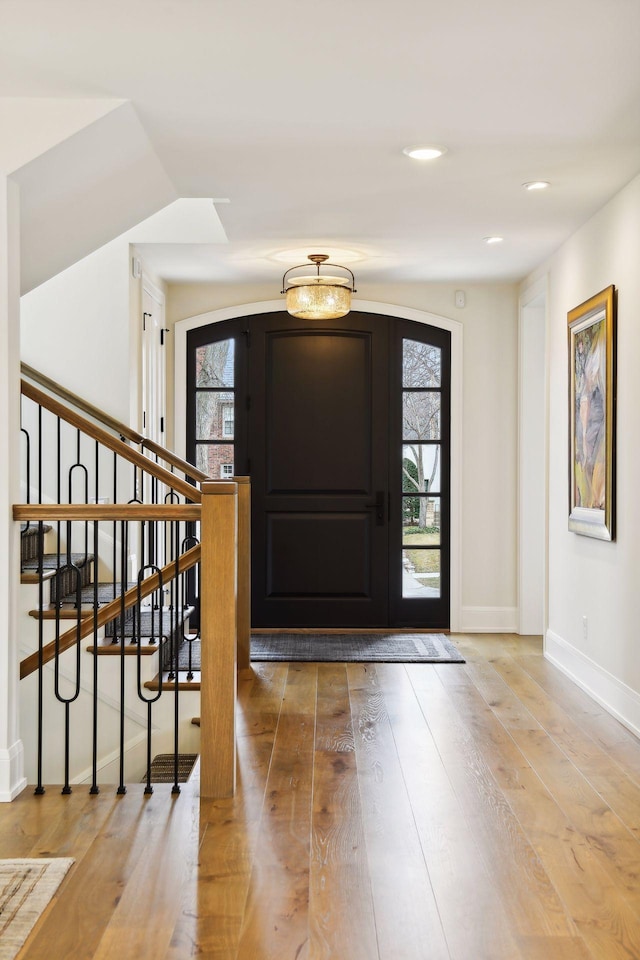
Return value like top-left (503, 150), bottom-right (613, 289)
top-left (195, 444), bottom-right (234, 478)
top-left (402, 549), bottom-right (440, 598)
top-left (195, 391), bottom-right (234, 440)
top-left (403, 391), bottom-right (441, 440)
top-left (403, 339), bottom-right (441, 387)
top-left (196, 339), bottom-right (235, 388)
top-left (402, 444), bottom-right (441, 493)
top-left (403, 498), bottom-right (441, 545)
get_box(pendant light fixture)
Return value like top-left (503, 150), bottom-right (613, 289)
top-left (281, 254), bottom-right (357, 320)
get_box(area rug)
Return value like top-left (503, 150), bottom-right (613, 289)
top-left (178, 633), bottom-right (464, 667)
top-left (0, 858), bottom-right (74, 960)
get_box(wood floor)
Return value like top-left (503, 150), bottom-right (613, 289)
top-left (4, 634), bottom-right (640, 959)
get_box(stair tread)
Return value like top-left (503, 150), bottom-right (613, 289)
top-left (56, 581), bottom-right (136, 606)
top-left (30, 606), bottom-right (94, 620)
top-left (87, 637), bottom-right (164, 655)
top-left (21, 552), bottom-right (94, 572)
top-left (20, 523), bottom-right (52, 534)
top-left (21, 569), bottom-right (57, 584)
top-left (30, 603), bottom-right (194, 624)
top-left (104, 606), bottom-right (194, 638)
top-left (144, 672), bottom-right (201, 691)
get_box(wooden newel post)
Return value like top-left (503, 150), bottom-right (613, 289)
top-left (200, 481), bottom-right (238, 799)
top-left (234, 477), bottom-right (251, 671)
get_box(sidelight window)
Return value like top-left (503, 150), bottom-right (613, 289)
top-left (401, 338), bottom-right (442, 598)
top-left (193, 338), bottom-right (235, 478)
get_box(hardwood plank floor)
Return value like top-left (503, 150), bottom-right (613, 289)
top-left (4, 635), bottom-right (640, 959)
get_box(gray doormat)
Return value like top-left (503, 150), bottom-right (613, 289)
top-left (177, 633), bottom-right (464, 667)
top-left (250, 632), bottom-right (464, 663)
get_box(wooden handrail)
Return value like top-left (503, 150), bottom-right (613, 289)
top-left (20, 363), bottom-right (208, 485)
top-left (141, 438), bottom-right (209, 483)
top-left (20, 543), bottom-right (201, 679)
top-left (21, 380), bottom-right (201, 504)
top-left (14, 503), bottom-right (201, 522)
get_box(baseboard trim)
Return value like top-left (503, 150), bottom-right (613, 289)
top-left (459, 606), bottom-right (518, 633)
top-left (545, 629), bottom-right (640, 740)
top-left (0, 740), bottom-right (27, 802)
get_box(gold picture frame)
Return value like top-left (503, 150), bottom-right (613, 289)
top-left (568, 285), bottom-right (616, 540)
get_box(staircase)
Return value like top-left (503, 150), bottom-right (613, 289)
top-left (20, 523), bottom-right (196, 669)
top-left (14, 365), bottom-right (247, 800)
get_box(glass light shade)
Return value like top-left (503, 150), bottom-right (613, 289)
top-left (285, 282), bottom-right (352, 320)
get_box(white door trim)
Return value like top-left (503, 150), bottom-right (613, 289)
top-left (174, 299), bottom-right (463, 632)
top-left (141, 275), bottom-right (166, 446)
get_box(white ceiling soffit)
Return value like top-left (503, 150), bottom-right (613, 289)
top-left (130, 199), bottom-right (229, 281)
top-left (0, 97), bottom-right (125, 175)
top-left (14, 102), bottom-right (177, 293)
top-left (127, 198), bottom-right (228, 245)
top-left (2, 0), bottom-right (640, 285)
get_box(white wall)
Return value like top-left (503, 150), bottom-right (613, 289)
top-left (19, 237), bottom-right (167, 434)
top-left (518, 290), bottom-right (547, 636)
top-left (21, 238), bottom-right (133, 423)
top-left (167, 280), bottom-right (519, 630)
top-left (521, 171), bottom-right (640, 734)
top-left (0, 177), bottom-right (26, 800)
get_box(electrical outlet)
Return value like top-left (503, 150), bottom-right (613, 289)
top-left (582, 615), bottom-right (588, 640)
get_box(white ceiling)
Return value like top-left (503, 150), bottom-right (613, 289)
top-left (2, 0), bottom-right (640, 287)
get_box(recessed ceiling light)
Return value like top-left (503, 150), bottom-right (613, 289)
top-left (522, 181), bottom-right (550, 191)
top-left (402, 144), bottom-right (447, 161)
top-left (483, 236), bottom-right (504, 244)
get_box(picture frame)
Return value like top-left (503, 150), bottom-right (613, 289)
top-left (568, 284), bottom-right (616, 540)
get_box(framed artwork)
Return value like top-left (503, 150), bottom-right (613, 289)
top-left (568, 285), bottom-right (616, 540)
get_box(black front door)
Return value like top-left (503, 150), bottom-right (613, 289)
top-left (187, 311), bottom-right (450, 629)
top-left (249, 312), bottom-right (389, 627)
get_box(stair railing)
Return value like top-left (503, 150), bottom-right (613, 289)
top-left (16, 370), bottom-right (244, 800)
top-left (21, 362), bottom-right (209, 484)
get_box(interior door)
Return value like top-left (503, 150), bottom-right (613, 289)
top-left (248, 312), bottom-right (389, 627)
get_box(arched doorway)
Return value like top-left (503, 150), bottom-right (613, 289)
top-left (186, 310), bottom-right (451, 629)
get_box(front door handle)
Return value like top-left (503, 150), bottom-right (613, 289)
top-left (365, 491), bottom-right (385, 525)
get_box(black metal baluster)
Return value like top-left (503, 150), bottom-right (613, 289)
top-left (37, 405), bottom-right (42, 508)
top-left (181, 534), bottom-right (200, 681)
top-left (90, 514), bottom-right (100, 794)
top-left (135, 564), bottom-right (163, 795)
top-left (34, 407), bottom-right (44, 794)
top-left (20, 419), bottom-right (31, 538)
top-left (34, 519), bottom-right (45, 795)
top-left (172, 520), bottom-right (181, 795)
top-left (53, 563), bottom-right (82, 794)
top-left (117, 520), bottom-right (127, 795)
top-left (111, 453), bottom-right (118, 644)
top-left (68, 459), bottom-right (89, 566)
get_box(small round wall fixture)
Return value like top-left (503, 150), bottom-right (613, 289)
top-left (281, 254), bottom-right (357, 320)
